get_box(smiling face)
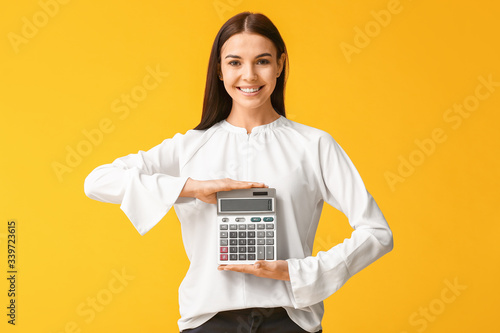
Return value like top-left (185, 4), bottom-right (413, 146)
top-left (219, 32), bottom-right (286, 115)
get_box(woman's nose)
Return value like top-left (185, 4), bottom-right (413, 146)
top-left (242, 65), bottom-right (257, 81)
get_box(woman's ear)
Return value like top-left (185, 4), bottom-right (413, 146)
top-left (277, 53), bottom-right (286, 77)
top-left (217, 64), bottom-right (223, 80)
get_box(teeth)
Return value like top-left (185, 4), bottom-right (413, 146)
top-left (240, 87), bottom-right (260, 93)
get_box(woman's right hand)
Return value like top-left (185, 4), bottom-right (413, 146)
top-left (180, 178), bottom-right (268, 204)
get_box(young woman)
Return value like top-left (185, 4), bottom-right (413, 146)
top-left (84, 12), bottom-right (393, 333)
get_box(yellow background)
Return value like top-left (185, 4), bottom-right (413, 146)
top-left (1, 0), bottom-right (499, 332)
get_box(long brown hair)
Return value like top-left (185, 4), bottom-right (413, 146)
top-left (194, 12), bottom-right (289, 130)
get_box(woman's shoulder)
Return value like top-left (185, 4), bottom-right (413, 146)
top-left (168, 121), bottom-right (223, 143)
top-left (154, 121), bottom-right (225, 158)
top-left (281, 117), bottom-right (337, 143)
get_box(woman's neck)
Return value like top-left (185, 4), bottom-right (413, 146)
top-left (226, 103), bottom-right (280, 134)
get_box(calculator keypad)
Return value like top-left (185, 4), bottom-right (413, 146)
top-left (219, 216), bottom-right (275, 263)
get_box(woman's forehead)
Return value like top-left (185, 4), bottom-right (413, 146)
top-left (221, 33), bottom-right (276, 57)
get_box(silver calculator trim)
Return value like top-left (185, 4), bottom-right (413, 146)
top-left (217, 188), bottom-right (277, 265)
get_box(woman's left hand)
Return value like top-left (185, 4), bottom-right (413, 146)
top-left (218, 260), bottom-right (290, 281)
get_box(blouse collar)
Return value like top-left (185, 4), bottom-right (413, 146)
top-left (221, 115), bottom-right (285, 134)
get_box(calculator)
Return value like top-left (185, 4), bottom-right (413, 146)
top-left (217, 188), bottom-right (277, 265)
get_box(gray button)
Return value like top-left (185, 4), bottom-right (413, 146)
top-left (220, 224), bottom-right (228, 230)
top-left (238, 224), bottom-right (246, 230)
top-left (220, 232), bottom-right (228, 238)
top-left (236, 218), bottom-right (246, 222)
top-left (266, 224), bottom-right (274, 229)
top-left (266, 239), bottom-right (274, 245)
top-left (266, 246), bottom-right (274, 260)
top-left (247, 224), bottom-right (255, 230)
top-left (230, 224), bottom-right (237, 230)
top-left (257, 239), bottom-right (265, 245)
top-left (257, 231), bottom-right (265, 238)
top-left (220, 239), bottom-right (228, 246)
top-left (257, 246), bottom-right (265, 260)
top-left (257, 224), bottom-right (265, 230)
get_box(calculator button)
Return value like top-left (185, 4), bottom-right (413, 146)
top-left (248, 239), bottom-right (256, 245)
top-left (220, 247), bottom-right (228, 253)
top-left (238, 231), bottom-right (247, 238)
top-left (251, 217), bottom-right (261, 222)
top-left (266, 224), bottom-right (274, 229)
top-left (248, 254), bottom-right (256, 260)
top-left (257, 246), bottom-right (265, 260)
top-left (257, 231), bottom-right (265, 238)
top-left (247, 224), bottom-right (255, 230)
top-left (229, 232), bottom-right (237, 238)
top-left (238, 225), bottom-right (246, 230)
top-left (239, 247), bottom-right (247, 253)
top-left (220, 224), bottom-right (228, 230)
top-left (230, 254), bottom-right (237, 260)
top-left (230, 247), bottom-right (238, 253)
top-left (222, 218), bottom-right (229, 222)
top-left (235, 218), bottom-right (246, 222)
top-left (266, 231), bottom-right (274, 238)
top-left (220, 232), bottom-right (228, 238)
top-left (266, 239), bottom-right (274, 245)
top-left (263, 217), bottom-right (274, 222)
top-left (230, 224), bottom-right (237, 230)
top-left (248, 246), bottom-right (255, 253)
top-left (248, 231), bottom-right (255, 238)
top-left (257, 239), bottom-right (265, 245)
top-left (257, 224), bottom-right (265, 230)
top-left (266, 246), bottom-right (274, 260)
top-left (220, 254), bottom-right (228, 261)
top-left (229, 239), bottom-right (237, 245)
top-left (238, 239), bottom-right (247, 245)
top-left (239, 254), bottom-right (247, 260)
top-left (220, 239), bottom-right (228, 246)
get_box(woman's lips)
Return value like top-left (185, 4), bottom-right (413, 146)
top-left (237, 86), bottom-right (264, 95)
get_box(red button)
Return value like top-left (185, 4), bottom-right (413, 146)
top-left (220, 254), bottom-right (228, 261)
top-left (220, 247), bottom-right (228, 253)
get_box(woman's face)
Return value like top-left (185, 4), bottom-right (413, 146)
top-left (219, 32), bottom-right (285, 113)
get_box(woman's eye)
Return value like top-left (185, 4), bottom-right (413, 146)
top-left (228, 59), bottom-right (270, 66)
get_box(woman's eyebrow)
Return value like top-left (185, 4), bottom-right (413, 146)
top-left (224, 53), bottom-right (272, 59)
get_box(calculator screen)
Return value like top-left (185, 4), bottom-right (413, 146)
top-left (220, 198), bottom-right (272, 212)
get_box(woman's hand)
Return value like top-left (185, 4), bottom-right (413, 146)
top-left (180, 178), bottom-right (268, 204)
top-left (218, 260), bottom-right (290, 281)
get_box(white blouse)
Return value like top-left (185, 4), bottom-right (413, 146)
top-left (84, 116), bottom-right (393, 332)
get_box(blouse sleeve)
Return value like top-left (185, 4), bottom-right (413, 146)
top-left (285, 134), bottom-right (393, 308)
top-left (83, 133), bottom-right (190, 236)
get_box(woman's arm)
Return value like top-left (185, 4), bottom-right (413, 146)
top-left (84, 133), bottom-right (268, 235)
top-left (284, 134), bottom-right (393, 308)
top-left (84, 136), bottom-right (190, 235)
